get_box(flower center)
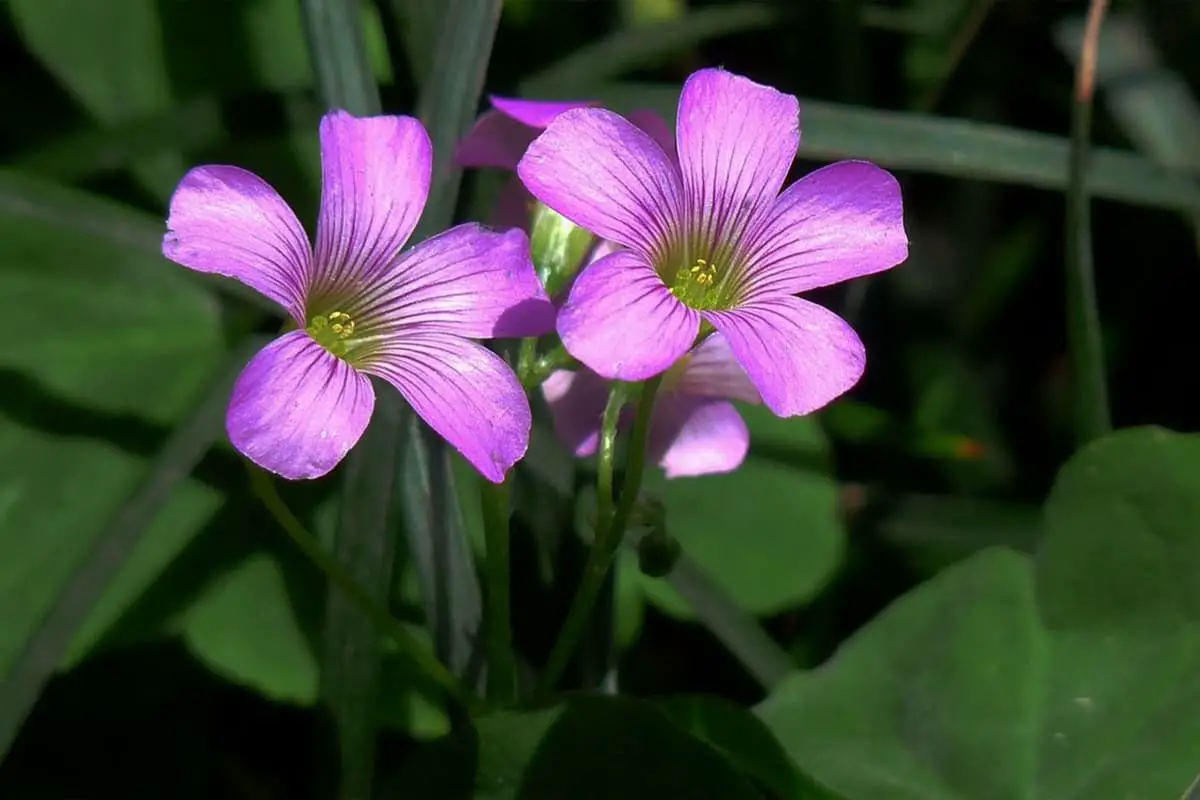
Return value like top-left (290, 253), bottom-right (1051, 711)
top-left (307, 310), bottom-right (356, 357)
top-left (670, 256), bottom-right (727, 310)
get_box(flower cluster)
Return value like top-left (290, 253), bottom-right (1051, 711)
top-left (162, 68), bottom-right (908, 482)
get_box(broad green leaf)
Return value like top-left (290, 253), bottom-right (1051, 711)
top-left (658, 695), bottom-right (838, 799)
top-left (0, 174), bottom-right (227, 751)
top-left (757, 549), bottom-right (1043, 800)
top-left (757, 427), bottom-right (1200, 799)
top-left (9, 0), bottom-right (388, 197)
top-left (1032, 427), bottom-right (1200, 799)
top-left (585, 83), bottom-right (1200, 215)
top-left (8, 0), bottom-right (181, 195)
top-left (0, 173), bottom-right (225, 664)
top-left (179, 553), bottom-right (318, 703)
top-left (392, 696), bottom-right (761, 799)
top-left (638, 405), bottom-right (844, 618)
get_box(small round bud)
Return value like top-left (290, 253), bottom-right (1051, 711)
top-left (637, 530), bottom-right (682, 578)
top-left (529, 202), bottom-right (596, 297)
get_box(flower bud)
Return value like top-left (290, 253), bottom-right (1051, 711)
top-left (632, 496), bottom-right (680, 578)
top-left (529, 201), bottom-right (595, 298)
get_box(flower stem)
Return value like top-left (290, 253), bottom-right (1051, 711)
top-left (594, 383), bottom-right (630, 530)
top-left (1064, 0), bottom-right (1112, 445)
top-left (519, 343), bottom-right (577, 390)
top-left (516, 337), bottom-right (538, 382)
top-left (535, 376), bottom-right (663, 698)
top-left (245, 463), bottom-right (477, 712)
top-left (479, 476), bottom-right (516, 704)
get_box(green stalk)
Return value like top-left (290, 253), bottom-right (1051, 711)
top-left (1064, 0), bottom-right (1112, 444)
top-left (535, 376), bottom-right (663, 698)
top-left (479, 477), bottom-right (516, 703)
top-left (247, 465), bottom-right (475, 711)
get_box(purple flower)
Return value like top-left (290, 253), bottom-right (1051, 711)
top-left (518, 68), bottom-right (908, 417)
top-left (455, 96), bottom-right (676, 232)
top-left (163, 110), bottom-right (555, 482)
top-left (543, 333), bottom-right (760, 478)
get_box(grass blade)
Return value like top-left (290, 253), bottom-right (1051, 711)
top-left (581, 83), bottom-right (1200, 214)
top-left (414, 0), bottom-right (504, 238)
top-left (0, 338), bottom-right (264, 759)
top-left (523, 3), bottom-right (776, 95)
top-left (299, 1), bottom-right (391, 797)
top-left (395, 0), bottom-right (503, 692)
top-left (663, 554), bottom-right (795, 691)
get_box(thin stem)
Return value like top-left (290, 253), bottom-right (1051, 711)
top-left (595, 383), bottom-right (630, 531)
top-left (245, 464), bottom-right (477, 712)
top-left (479, 476), bottom-right (516, 704)
top-left (516, 337), bottom-right (538, 382)
top-left (520, 343), bottom-right (578, 390)
top-left (1065, 0), bottom-right (1112, 445)
top-left (535, 376), bottom-right (664, 698)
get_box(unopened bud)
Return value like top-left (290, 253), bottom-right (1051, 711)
top-left (632, 496), bottom-right (679, 578)
top-left (529, 202), bottom-right (595, 298)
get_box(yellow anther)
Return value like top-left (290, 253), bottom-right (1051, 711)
top-left (688, 258), bottom-right (717, 285)
top-left (327, 311), bottom-right (355, 338)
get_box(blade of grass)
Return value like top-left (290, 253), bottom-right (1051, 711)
top-left (382, 0), bottom-right (439, 85)
top-left (522, 3), bottom-right (776, 95)
top-left (1064, 0), bottom-right (1112, 444)
top-left (393, 0), bottom-right (503, 694)
top-left (580, 83), bottom-right (1200, 215)
top-left (413, 0), bottom-right (503, 239)
top-left (0, 337), bottom-right (265, 759)
top-left (1054, 13), bottom-right (1200, 174)
top-left (299, 1), bottom-right (392, 797)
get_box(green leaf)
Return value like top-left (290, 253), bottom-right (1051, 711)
top-left (0, 343), bottom-right (253, 758)
top-left (8, 0), bottom-right (182, 195)
top-left (658, 695), bottom-right (839, 799)
top-left (1033, 427), bottom-right (1200, 799)
top-left (523, 4), bottom-right (776, 95)
top-left (393, 696), bottom-right (761, 799)
top-left (638, 405), bottom-right (844, 618)
top-left (757, 427), bottom-right (1200, 799)
top-left (758, 549), bottom-right (1042, 800)
top-left (9, 0), bottom-right (388, 197)
top-left (0, 176), bottom-right (228, 751)
top-left (584, 83), bottom-right (1200, 214)
top-left (179, 552), bottom-right (318, 703)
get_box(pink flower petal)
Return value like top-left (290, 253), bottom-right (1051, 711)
top-left (363, 333), bottom-right (532, 483)
top-left (650, 396), bottom-right (750, 478)
top-left (359, 223), bottom-right (554, 339)
top-left (491, 177), bottom-right (536, 231)
top-left (490, 96), bottom-right (596, 129)
top-left (541, 368), bottom-right (610, 457)
top-left (313, 111), bottom-right (431, 292)
top-left (518, 108), bottom-right (683, 258)
top-left (163, 165), bottom-right (310, 322)
top-left (704, 296), bottom-right (864, 417)
top-left (676, 68), bottom-right (800, 244)
top-left (740, 161), bottom-right (908, 298)
top-left (227, 330), bottom-right (375, 480)
top-left (557, 250), bottom-right (699, 381)
top-left (454, 110), bottom-right (539, 172)
top-left (626, 108), bottom-right (678, 165)
top-left (675, 333), bottom-right (761, 404)
top-left (455, 99), bottom-right (595, 171)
